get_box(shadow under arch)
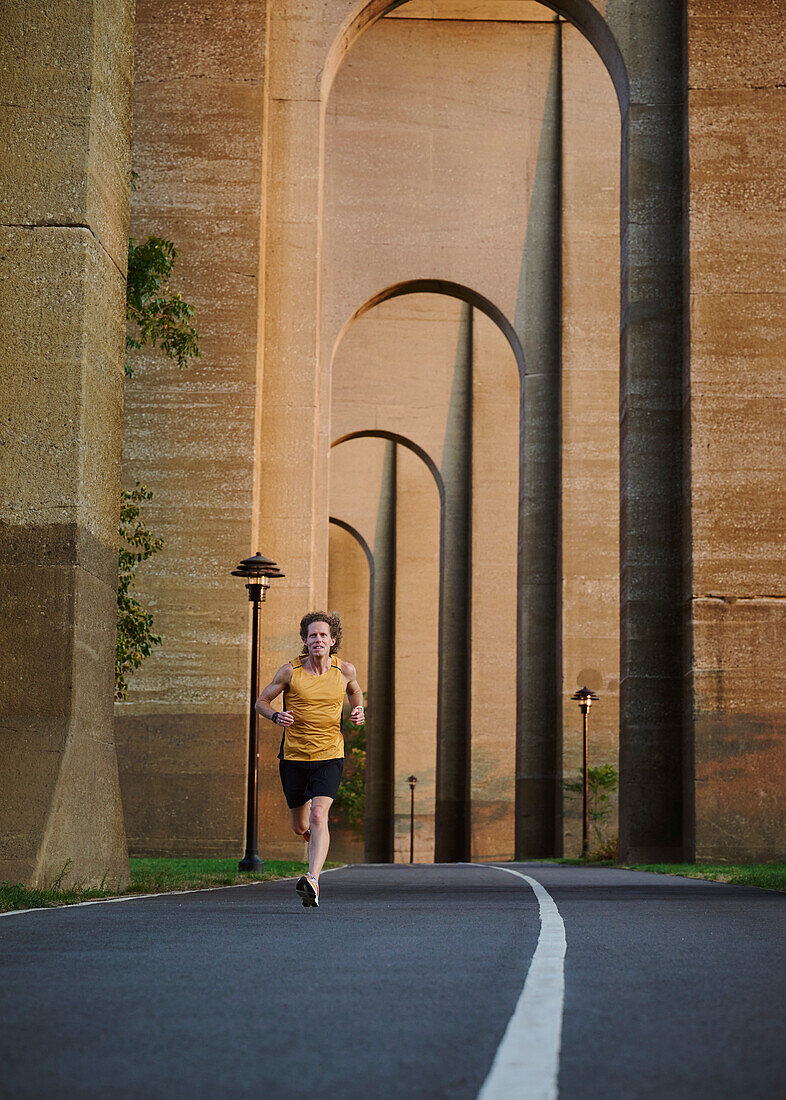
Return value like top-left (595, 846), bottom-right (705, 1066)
top-left (331, 280), bottom-right (525, 384)
top-left (331, 430), bottom-right (444, 862)
top-left (322, 0), bottom-right (630, 117)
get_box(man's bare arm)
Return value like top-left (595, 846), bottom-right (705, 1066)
top-left (341, 661), bottom-right (365, 725)
top-left (255, 663), bottom-right (295, 726)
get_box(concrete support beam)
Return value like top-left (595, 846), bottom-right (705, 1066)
top-left (515, 24), bottom-right (563, 858)
top-left (116, 0), bottom-right (268, 860)
top-left (684, 0), bottom-right (786, 860)
top-left (435, 305), bottom-right (473, 862)
top-left (607, 1), bottom-right (687, 861)
top-left (365, 442), bottom-right (397, 863)
top-left (0, 0), bottom-right (134, 886)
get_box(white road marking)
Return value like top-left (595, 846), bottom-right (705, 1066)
top-left (476, 865), bottom-right (567, 1100)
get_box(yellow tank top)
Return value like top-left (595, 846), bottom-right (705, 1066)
top-left (281, 655), bottom-right (345, 761)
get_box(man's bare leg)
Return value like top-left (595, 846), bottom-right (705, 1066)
top-left (290, 802), bottom-right (310, 841)
top-left (307, 796), bottom-right (333, 880)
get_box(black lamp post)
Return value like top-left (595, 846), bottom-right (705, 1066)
top-left (407, 775), bottom-right (417, 864)
top-left (571, 687), bottom-right (598, 858)
top-left (231, 552), bottom-right (285, 872)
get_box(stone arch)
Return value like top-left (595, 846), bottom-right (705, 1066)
top-left (331, 283), bottom-right (521, 861)
top-left (332, 280), bottom-right (526, 383)
top-left (332, 428), bottom-right (446, 504)
top-left (321, 0), bottom-right (630, 116)
top-left (316, 1), bottom-right (687, 861)
top-left (331, 429), bottom-right (444, 861)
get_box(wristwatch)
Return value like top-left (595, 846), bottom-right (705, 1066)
top-left (272, 712), bottom-right (280, 725)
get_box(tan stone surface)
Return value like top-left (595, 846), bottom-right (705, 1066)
top-left (116, 0), bottom-right (267, 857)
top-left (691, 598), bottom-right (786, 861)
top-left (325, 17), bottom-right (618, 860)
top-left (331, 309), bottom-right (449, 861)
top-left (560, 23), bottom-right (620, 855)
top-left (470, 311), bottom-right (518, 860)
top-left (322, 17), bottom-right (555, 361)
top-left (0, 0), bottom-right (133, 271)
top-left (393, 445), bottom-right (440, 862)
top-left (328, 438), bottom-right (390, 862)
top-left (103, 0), bottom-right (785, 867)
top-left (387, 1), bottom-right (557, 19)
top-left (0, 228), bottom-right (126, 541)
top-left (686, 0), bottom-right (786, 858)
top-left (0, 0), bottom-right (133, 887)
top-left (325, 521), bottom-right (372, 862)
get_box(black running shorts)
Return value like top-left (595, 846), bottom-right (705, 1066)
top-left (279, 758), bottom-right (344, 809)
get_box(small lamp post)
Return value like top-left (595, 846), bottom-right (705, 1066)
top-left (231, 552), bottom-right (285, 872)
top-left (571, 686), bottom-right (598, 858)
top-left (407, 775), bottom-right (418, 864)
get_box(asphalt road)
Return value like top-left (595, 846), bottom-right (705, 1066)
top-left (2, 863), bottom-right (783, 1099)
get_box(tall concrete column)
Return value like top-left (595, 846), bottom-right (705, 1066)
top-left (606, 1), bottom-right (687, 861)
top-left (684, 0), bottom-right (786, 861)
top-left (365, 442), bottom-right (396, 863)
top-left (434, 305), bottom-right (473, 863)
top-left (0, 0), bottom-right (134, 886)
top-left (515, 25), bottom-right (563, 858)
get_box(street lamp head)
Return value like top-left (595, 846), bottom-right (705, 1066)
top-left (571, 686), bottom-right (599, 711)
top-left (407, 774), bottom-right (418, 788)
top-left (231, 552), bottom-right (285, 601)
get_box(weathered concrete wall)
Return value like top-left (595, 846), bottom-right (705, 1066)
top-left (324, 10), bottom-right (618, 861)
top-left (393, 445), bottom-right (441, 862)
top-left (603, 0), bottom-right (687, 863)
top-left (470, 311), bottom-right (519, 861)
top-left (685, 0), bottom-right (786, 860)
top-left (326, 521), bottom-right (369, 863)
top-left (330, 293), bottom-right (523, 863)
top-left (560, 23), bottom-right (620, 855)
top-left (116, 0), bottom-right (268, 856)
top-left (331, 299), bottom-right (456, 862)
top-left (0, 0), bottom-right (134, 887)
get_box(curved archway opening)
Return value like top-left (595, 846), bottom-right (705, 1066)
top-left (321, 0), bottom-right (629, 117)
top-left (312, 0), bottom-right (684, 863)
top-left (330, 428), bottom-right (446, 862)
top-left (332, 281), bottom-right (526, 385)
top-left (330, 285), bottom-right (522, 862)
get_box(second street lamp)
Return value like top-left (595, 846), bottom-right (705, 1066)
top-left (407, 775), bottom-right (418, 864)
top-left (231, 552), bottom-right (285, 873)
top-left (571, 686), bottom-right (598, 858)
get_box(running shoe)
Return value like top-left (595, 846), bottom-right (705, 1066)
top-left (296, 872), bottom-right (319, 908)
top-left (302, 828), bottom-right (311, 843)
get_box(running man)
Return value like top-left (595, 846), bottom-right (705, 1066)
top-left (255, 611), bottom-right (364, 908)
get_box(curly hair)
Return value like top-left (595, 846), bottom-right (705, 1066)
top-left (299, 610), bottom-right (343, 655)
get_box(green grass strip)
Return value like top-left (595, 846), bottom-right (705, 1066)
top-left (542, 858), bottom-right (786, 892)
top-left (0, 857), bottom-right (339, 914)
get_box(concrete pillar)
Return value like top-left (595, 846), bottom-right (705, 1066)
top-left (117, 0), bottom-right (269, 860)
top-left (559, 22), bottom-right (620, 857)
top-left (0, 0), bottom-right (134, 887)
top-left (470, 310), bottom-right (519, 862)
top-left (327, 518), bottom-right (371, 864)
top-left (605, 1), bottom-right (687, 861)
top-left (365, 442), bottom-right (397, 863)
top-left (434, 304), bottom-right (473, 863)
top-left (685, 0), bottom-right (786, 860)
top-left (514, 24), bottom-right (563, 858)
top-left (393, 446), bottom-right (440, 864)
